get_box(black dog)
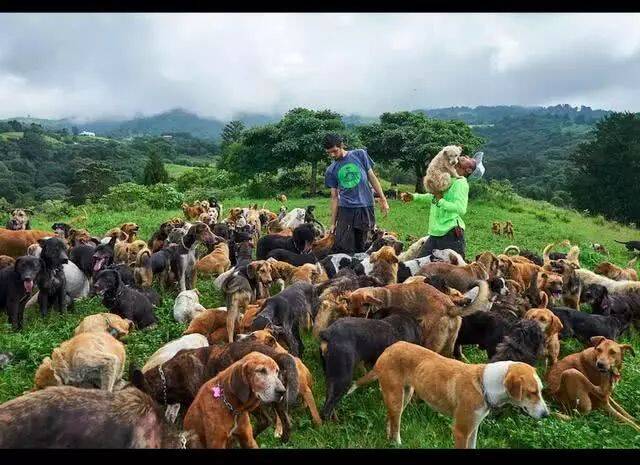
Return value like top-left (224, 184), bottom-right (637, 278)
top-left (489, 319), bottom-right (545, 366)
top-left (454, 311), bottom-right (513, 360)
top-left (267, 249), bottom-right (318, 266)
top-left (318, 312), bottom-right (421, 420)
top-left (51, 223), bottom-right (72, 239)
top-left (0, 256), bottom-right (42, 330)
top-left (256, 223), bottom-right (316, 260)
top-left (250, 281), bottom-right (315, 357)
top-left (91, 236), bottom-right (117, 276)
top-left (614, 239), bottom-right (640, 252)
top-left (582, 283), bottom-right (640, 330)
top-left (93, 268), bottom-right (158, 329)
top-left (37, 238), bottom-right (69, 317)
top-left (550, 306), bottom-right (631, 343)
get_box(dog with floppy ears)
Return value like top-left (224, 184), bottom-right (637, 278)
top-left (351, 341), bottom-right (549, 448)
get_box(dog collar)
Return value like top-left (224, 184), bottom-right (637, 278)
top-left (212, 385), bottom-right (237, 415)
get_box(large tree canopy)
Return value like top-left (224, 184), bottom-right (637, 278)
top-left (569, 112), bottom-right (640, 223)
top-left (358, 112), bottom-right (484, 192)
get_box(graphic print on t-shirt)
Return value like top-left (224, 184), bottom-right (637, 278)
top-left (337, 162), bottom-right (362, 189)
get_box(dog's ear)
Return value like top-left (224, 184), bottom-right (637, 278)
top-left (620, 344), bottom-right (636, 357)
top-left (364, 293), bottom-right (384, 306)
top-left (503, 371), bottom-right (524, 402)
top-left (247, 262), bottom-right (258, 280)
top-left (590, 336), bottom-right (606, 348)
top-left (227, 363), bottom-right (252, 403)
top-left (551, 314), bottom-right (563, 334)
top-left (125, 319), bottom-right (135, 332)
top-left (539, 292), bottom-right (549, 309)
top-left (37, 238), bottom-right (48, 248)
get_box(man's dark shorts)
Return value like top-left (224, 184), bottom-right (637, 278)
top-left (333, 206), bottom-right (375, 254)
top-left (417, 227), bottom-right (466, 260)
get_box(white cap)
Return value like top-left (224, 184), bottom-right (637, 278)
top-left (469, 152), bottom-right (485, 179)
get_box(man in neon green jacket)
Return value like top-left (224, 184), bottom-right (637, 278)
top-left (402, 155), bottom-right (477, 260)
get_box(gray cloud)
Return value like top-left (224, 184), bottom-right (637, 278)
top-left (0, 13), bottom-right (639, 122)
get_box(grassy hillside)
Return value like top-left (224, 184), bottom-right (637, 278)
top-left (1, 195), bottom-right (639, 448)
top-left (165, 163), bottom-right (197, 179)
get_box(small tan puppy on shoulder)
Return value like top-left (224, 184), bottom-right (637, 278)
top-left (424, 145), bottom-right (464, 195)
top-left (350, 341), bottom-right (549, 448)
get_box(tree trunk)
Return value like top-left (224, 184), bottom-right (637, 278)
top-left (310, 160), bottom-right (318, 196)
top-left (414, 163), bottom-right (427, 193)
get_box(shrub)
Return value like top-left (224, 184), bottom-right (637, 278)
top-left (39, 199), bottom-right (74, 218)
top-left (146, 184), bottom-right (184, 209)
top-left (100, 183), bottom-right (149, 210)
top-left (594, 214), bottom-right (606, 226)
top-left (175, 166), bottom-right (236, 192)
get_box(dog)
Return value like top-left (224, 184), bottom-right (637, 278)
top-left (36, 237), bottom-right (69, 317)
top-left (524, 307), bottom-right (564, 366)
top-left (0, 256), bottom-right (42, 330)
top-left (594, 261), bottom-right (638, 281)
top-left (575, 268), bottom-right (640, 295)
top-left (550, 306), bottom-right (631, 343)
top-left (5, 208), bottom-right (32, 230)
top-left (133, 246), bottom-right (153, 288)
top-left (0, 255), bottom-right (15, 270)
top-left (182, 201), bottom-right (207, 221)
top-left (397, 236), bottom-right (429, 262)
top-left (418, 261), bottom-right (489, 292)
top-left (454, 310), bottom-right (515, 361)
top-left (183, 352), bottom-right (287, 448)
top-left (51, 222), bottom-right (72, 239)
top-left (196, 242), bottom-right (231, 277)
top-left (492, 222), bottom-right (502, 236)
top-left (591, 243), bottom-right (610, 255)
top-left (276, 194), bottom-right (288, 203)
top-left (142, 334), bottom-right (209, 373)
top-left (0, 228), bottom-right (52, 257)
top-left (319, 313), bottom-right (422, 420)
top-left (489, 319), bottom-right (546, 366)
top-left (93, 268), bottom-right (158, 330)
top-left (547, 336), bottom-right (639, 431)
top-left (183, 307), bottom-right (233, 343)
top-left (250, 281), bottom-right (316, 357)
top-left (614, 239), bottom-right (640, 253)
top-left (0, 385), bottom-right (201, 448)
top-left (171, 223), bottom-right (220, 292)
top-left (502, 221), bottom-right (514, 240)
top-left (74, 313), bottom-right (134, 340)
top-left (366, 245), bottom-right (399, 285)
top-left (148, 243), bottom-right (178, 289)
top-left (424, 145), bottom-right (463, 195)
top-left (173, 289), bottom-right (206, 324)
top-left (346, 280), bottom-right (490, 357)
top-left (148, 220), bottom-right (177, 253)
top-left (581, 283), bottom-right (640, 330)
top-left (351, 341), bottom-right (549, 448)
top-left (266, 248), bottom-right (317, 266)
top-left (502, 245), bottom-right (544, 266)
top-left (256, 223), bottom-right (316, 260)
top-left (34, 331), bottom-right (126, 391)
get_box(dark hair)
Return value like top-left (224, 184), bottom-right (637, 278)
top-left (323, 133), bottom-right (343, 150)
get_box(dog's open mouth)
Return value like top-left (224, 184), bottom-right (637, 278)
top-left (551, 290), bottom-right (562, 299)
top-left (23, 279), bottom-right (33, 293)
top-left (93, 257), bottom-right (106, 272)
top-left (94, 287), bottom-right (107, 296)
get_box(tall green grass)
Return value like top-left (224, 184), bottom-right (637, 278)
top-left (1, 195), bottom-right (639, 448)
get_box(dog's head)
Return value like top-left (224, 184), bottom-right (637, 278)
top-left (7, 208), bottom-right (31, 230)
top-left (346, 288), bottom-right (383, 316)
top-left (488, 277), bottom-right (509, 299)
top-left (118, 223), bottom-right (139, 241)
top-left (538, 272), bottom-right (563, 301)
top-left (51, 222), bottom-right (72, 239)
top-left (248, 260), bottom-right (273, 286)
top-left (93, 268), bottom-right (121, 297)
top-left (186, 222), bottom-right (219, 246)
top-left (581, 284), bottom-right (608, 312)
top-left (524, 307), bottom-right (563, 336)
top-left (68, 228), bottom-right (92, 246)
top-left (593, 261), bottom-right (618, 278)
top-left (229, 207), bottom-right (244, 221)
top-left (370, 245), bottom-right (400, 265)
top-left (590, 336), bottom-right (635, 376)
top-left (225, 352), bottom-right (286, 404)
top-left (503, 362), bottom-right (549, 419)
top-left (38, 237), bottom-right (69, 268)
top-left (92, 242), bottom-right (115, 273)
top-left (441, 145), bottom-right (463, 164)
top-left (293, 223), bottom-right (316, 253)
top-left (34, 356), bottom-right (62, 389)
top-left (104, 315), bottom-right (135, 340)
top-left (366, 235), bottom-right (404, 256)
top-left (475, 252), bottom-right (501, 278)
top-left (13, 256), bottom-right (42, 294)
top-left (507, 319), bottom-right (545, 356)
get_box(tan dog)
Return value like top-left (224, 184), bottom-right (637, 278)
top-left (182, 201), bottom-right (207, 221)
top-left (346, 281), bottom-right (490, 357)
top-left (497, 255), bottom-right (542, 290)
top-left (537, 271), bottom-right (564, 306)
top-left (594, 261), bottom-right (638, 281)
top-left (196, 242), bottom-right (231, 277)
top-left (133, 246), bottom-right (153, 288)
top-left (547, 336), bottom-right (638, 431)
top-left (502, 221), bottom-right (514, 240)
top-left (312, 292), bottom-right (352, 339)
top-left (0, 254), bottom-right (16, 269)
top-left (491, 222), bottom-right (502, 236)
top-left (183, 352), bottom-right (286, 448)
top-left (524, 307), bottom-right (563, 366)
top-left (475, 251), bottom-right (502, 279)
top-left (119, 223), bottom-right (139, 243)
top-left (67, 228), bottom-right (92, 246)
top-left (124, 240), bottom-right (148, 265)
top-left (74, 313), bottom-right (134, 340)
top-left (34, 332), bottom-right (126, 392)
top-left (351, 341), bottom-right (549, 448)
top-left (424, 145), bottom-right (463, 195)
top-left (369, 245), bottom-right (400, 285)
top-left (418, 261), bottom-right (489, 292)
top-left (6, 208), bottom-right (31, 230)
top-left (311, 233), bottom-right (335, 258)
top-left (276, 194), bottom-right (288, 203)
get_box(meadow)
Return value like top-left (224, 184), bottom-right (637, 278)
top-left (1, 194), bottom-right (639, 448)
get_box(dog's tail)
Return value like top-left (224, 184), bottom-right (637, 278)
top-left (274, 353), bottom-right (300, 406)
top-left (138, 249), bottom-right (152, 268)
top-left (348, 368), bottom-right (379, 395)
top-left (566, 245), bottom-right (581, 267)
top-left (542, 242), bottom-right (555, 265)
top-left (450, 280), bottom-right (491, 317)
top-left (614, 240), bottom-right (630, 245)
top-left (503, 245), bottom-right (520, 256)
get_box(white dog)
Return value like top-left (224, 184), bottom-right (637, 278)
top-left (173, 290), bottom-right (206, 323)
top-left (142, 334), bottom-right (209, 373)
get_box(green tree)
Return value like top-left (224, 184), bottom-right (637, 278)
top-left (569, 112), bottom-right (640, 222)
top-left (143, 151), bottom-right (169, 185)
top-left (359, 112), bottom-right (484, 193)
top-left (221, 120), bottom-right (245, 146)
top-left (70, 160), bottom-right (120, 205)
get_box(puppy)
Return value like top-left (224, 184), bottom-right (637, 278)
top-left (173, 289), bottom-right (206, 324)
top-left (34, 332), bottom-right (126, 392)
top-left (424, 145), bottom-right (463, 195)
top-left (524, 307), bottom-right (563, 366)
top-left (183, 352), bottom-right (286, 448)
top-left (547, 336), bottom-right (638, 431)
top-left (74, 313), bottom-right (134, 340)
top-left (351, 341), bottom-right (549, 448)
top-left (142, 334), bottom-right (209, 373)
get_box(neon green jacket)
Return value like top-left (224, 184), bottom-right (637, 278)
top-left (413, 177), bottom-right (469, 236)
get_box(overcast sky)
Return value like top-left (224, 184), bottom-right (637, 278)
top-left (0, 13), bottom-right (639, 122)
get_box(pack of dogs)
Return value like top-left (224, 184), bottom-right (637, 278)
top-left (0, 202), bottom-right (639, 449)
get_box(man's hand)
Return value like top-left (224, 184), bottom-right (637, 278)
top-left (400, 192), bottom-right (414, 203)
top-left (379, 199), bottom-right (390, 217)
top-left (329, 224), bottom-right (336, 235)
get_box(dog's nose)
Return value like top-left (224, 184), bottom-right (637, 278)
top-left (596, 361), bottom-right (607, 370)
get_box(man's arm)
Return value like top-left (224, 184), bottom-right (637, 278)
top-left (435, 180), bottom-right (469, 215)
top-left (330, 188), bottom-right (339, 233)
top-left (367, 169), bottom-right (389, 216)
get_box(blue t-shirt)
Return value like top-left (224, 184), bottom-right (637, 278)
top-left (324, 148), bottom-right (375, 208)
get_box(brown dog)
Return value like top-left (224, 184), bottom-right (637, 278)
top-left (594, 261), bottom-right (639, 282)
top-left (311, 233), bottom-right (336, 258)
top-left (351, 341), bottom-right (549, 448)
top-left (369, 245), bottom-right (400, 285)
top-left (184, 307), bottom-right (230, 344)
top-left (196, 242), bottom-right (231, 277)
top-left (524, 307), bottom-right (563, 367)
top-left (475, 251), bottom-right (502, 279)
top-left (491, 222), bottom-right (502, 236)
top-left (503, 221), bottom-right (514, 240)
top-left (0, 229), bottom-right (53, 257)
top-left (346, 280), bottom-right (490, 357)
top-left (0, 254), bottom-right (16, 270)
top-left (547, 336), bottom-right (638, 431)
top-left (276, 194), bottom-right (288, 203)
top-left (418, 261), bottom-right (489, 292)
top-left (74, 313), bottom-right (134, 340)
top-left (183, 351), bottom-right (286, 448)
top-left (119, 223), bottom-right (139, 243)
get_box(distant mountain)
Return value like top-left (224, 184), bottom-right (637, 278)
top-left (101, 109), bottom-right (224, 139)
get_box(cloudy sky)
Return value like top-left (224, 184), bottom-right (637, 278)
top-left (0, 13), bottom-right (639, 121)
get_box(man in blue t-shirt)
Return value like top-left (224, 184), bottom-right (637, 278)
top-left (323, 133), bottom-right (389, 254)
